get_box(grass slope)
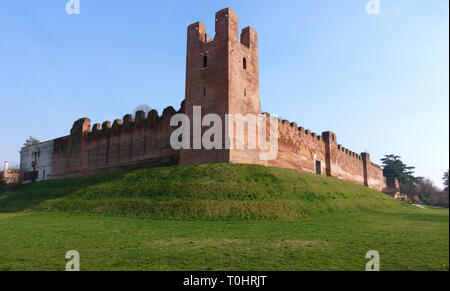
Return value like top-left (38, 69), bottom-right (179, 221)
top-left (0, 164), bottom-right (448, 271)
top-left (1, 163), bottom-right (399, 219)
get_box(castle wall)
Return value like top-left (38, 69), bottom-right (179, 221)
top-left (49, 106), bottom-right (181, 180)
top-left (52, 136), bottom-right (70, 179)
top-left (21, 109), bottom-right (386, 192)
top-left (250, 116), bottom-right (386, 191)
top-left (18, 8), bottom-right (387, 193)
top-left (331, 146), bottom-right (365, 186)
top-left (265, 121), bottom-right (326, 174)
top-left (366, 162), bottom-right (386, 192)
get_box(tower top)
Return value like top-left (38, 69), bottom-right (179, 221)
top-left (182, 8), bottom-right (260, 165)
top-left (187, 8), bottom-right (257, 47)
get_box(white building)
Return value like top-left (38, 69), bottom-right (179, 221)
top-left (20, 141), bottom-right (54, 183)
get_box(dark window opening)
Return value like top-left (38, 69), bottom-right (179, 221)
top-left (203, 56), bottom-right (208, 68)
top-left (244, 88), bottom-right (246, 96)
top-left (243, 57), bottom-right (247, 70)
top-left (23, 171), bottom-right (38, 182)
top-left (315, 161), bottom-right (322, 175)
top-left (203, 87), bottom-right (206, 96)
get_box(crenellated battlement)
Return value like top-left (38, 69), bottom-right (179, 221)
top-left (187, 7), bottom-right (257, 52)
top-left (275, 115), bottom-right (328, 146)
top-left (336, 143), bottom-right (365, 161)
top-left (56, 103), bottom-right (184, 178)
top-left (73, 103), bottom-right (184, 142)
top-left (372, 163), bottom-right (382, 169)
top-left (102, 121), bottom-right (111, 131)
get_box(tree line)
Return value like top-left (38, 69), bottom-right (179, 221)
top-left (381, 154), bottom-right (449, 207)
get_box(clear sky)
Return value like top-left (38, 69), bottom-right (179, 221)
top-left (0, 0), bottom-right (448, 188)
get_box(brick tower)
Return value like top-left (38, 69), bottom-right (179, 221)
top-left (181, 8), bottom-right (260, 165)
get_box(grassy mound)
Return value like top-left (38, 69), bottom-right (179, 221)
top-left (0, 164), bottom-right (401, 219)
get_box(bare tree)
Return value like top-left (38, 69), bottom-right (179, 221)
top-left (23, 136), bottom-right (40, 147)
top-left (133, 104), bottom-right (153, 117)
top-left (401, 177), bottom-right (442, 206)
top-left (431, 191), bottom-right (449, 208)
top-left (409, 178), bottom-right (441, 205)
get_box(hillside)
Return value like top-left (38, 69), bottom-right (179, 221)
top-left (0, 163), bottom-right (400, 219)
top-left (0, 164), bottom-right (448, 271)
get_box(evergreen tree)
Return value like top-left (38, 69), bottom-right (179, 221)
top-left (381, 154), bottom-right (416, 184)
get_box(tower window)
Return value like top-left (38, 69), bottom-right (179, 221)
top-left (203, 56), bottom-right (208, 68)
top-left (203, 87), bottom-right (206, 96)
top-left (243, 57), bottom-right (247, 70)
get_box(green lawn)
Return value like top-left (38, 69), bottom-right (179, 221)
top-left (0, 164), bottom-right (448, 271)
top-left (0, 208), bottom-right (448, 271)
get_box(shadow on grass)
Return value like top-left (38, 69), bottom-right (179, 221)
top-left (0, 172), bottom-right (126, 213)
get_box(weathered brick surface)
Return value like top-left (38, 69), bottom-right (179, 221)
top-left (261, 120), bottom-right (385, 190)
top-left (50, 107), bottom-right (181, 179)
top-left (181, 8), bottom-right (261, 166)
top-left (51, 136), bottom-right (70, 179)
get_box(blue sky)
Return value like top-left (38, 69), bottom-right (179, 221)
top-left (0, 0), bottom-right (448, 188)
